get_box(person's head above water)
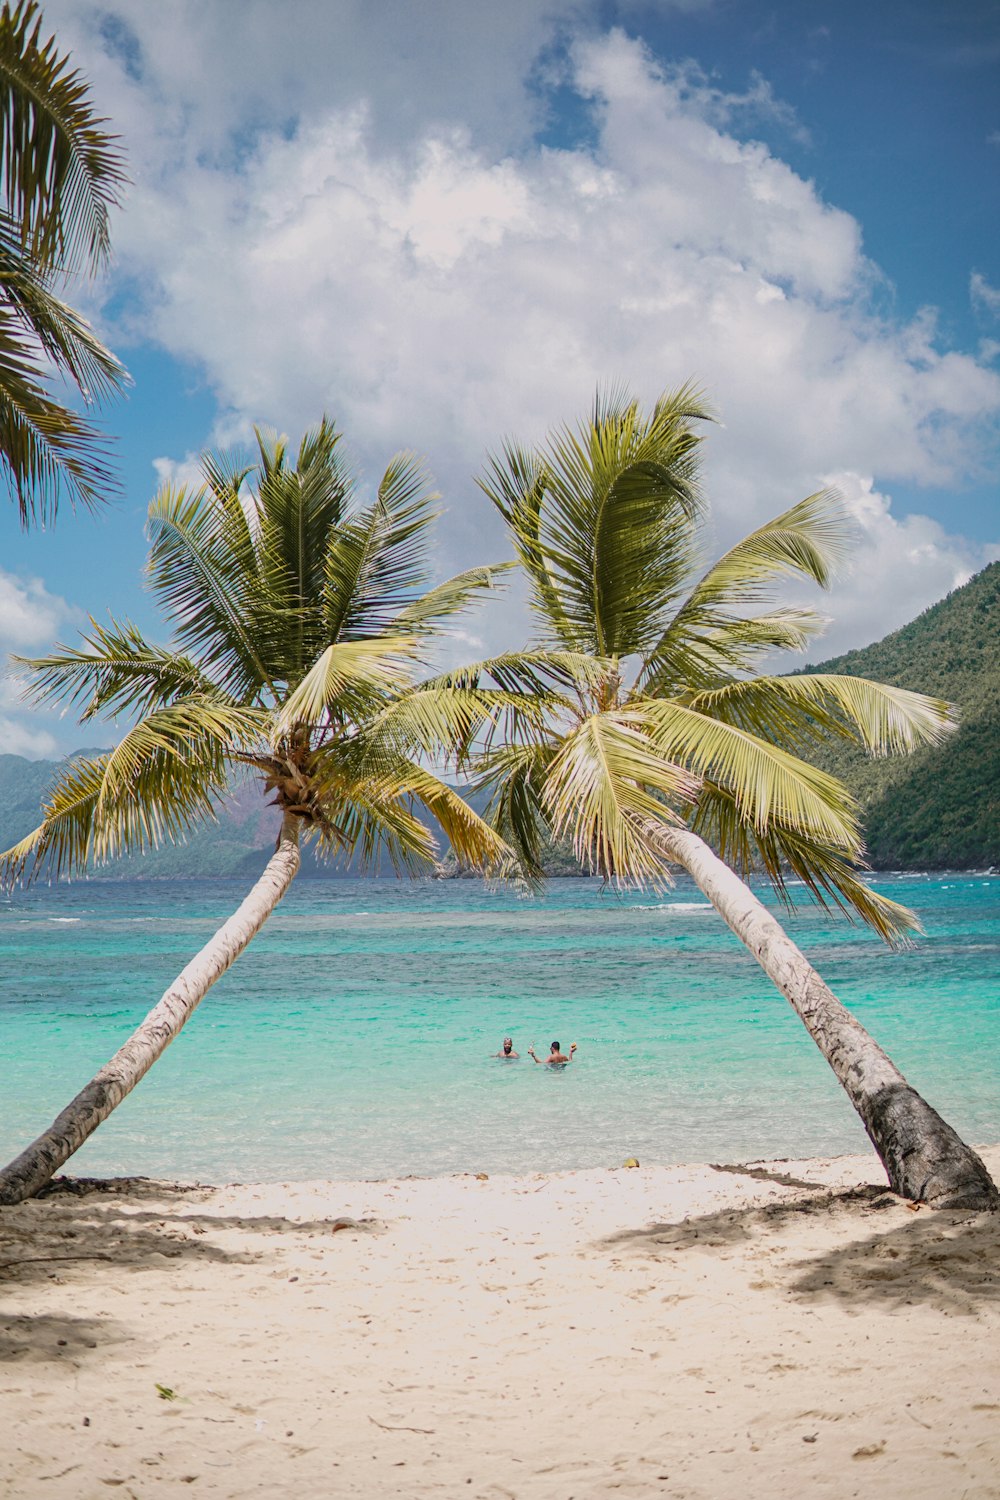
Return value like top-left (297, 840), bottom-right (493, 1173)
top-left (503, 1037), bottom-right (514, 1054)
top-left (550, 1041), bottom-right (560, 1053)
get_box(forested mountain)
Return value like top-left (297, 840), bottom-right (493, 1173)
top-left (802, 561), bottom-right (1000, 869)
top-left (1, 563), bottom-right (996, 878)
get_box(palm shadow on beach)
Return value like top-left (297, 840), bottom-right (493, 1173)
top-left (0, 1177), bottom-right (378, 1365)
top-left (594, 1182), bottom-right (1000, 1316)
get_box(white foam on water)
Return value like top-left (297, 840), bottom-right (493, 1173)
top-left (629, 902), bottom-right (713, 912)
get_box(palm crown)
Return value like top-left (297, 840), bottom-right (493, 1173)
top-left (2, 419), bottom-right (517, 883)
top-left (475, 386), bottom-right (954, 941)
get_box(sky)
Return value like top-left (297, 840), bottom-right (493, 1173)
top-left (1, 0), bottom-right (998, 758)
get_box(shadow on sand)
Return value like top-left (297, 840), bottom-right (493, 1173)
top-left (0, 1175), bottom-right (379, 1365)
top-left (595, 1181), bottom-right (1000, 1316)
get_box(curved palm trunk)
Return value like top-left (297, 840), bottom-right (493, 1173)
top-left (0, 815), bottom-right (302, 1205)
top-left (652, 825), bottom-right (998, 1209)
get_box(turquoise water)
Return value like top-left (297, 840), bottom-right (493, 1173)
top-left (1, 873), bottom-right (997, 1183)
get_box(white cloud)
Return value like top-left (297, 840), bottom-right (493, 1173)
top-left (971, 270), bottom-right (1000, 320)
top-left (0, 571), bottom-right (81, 757)
top-left (31, 8), bottom-right (1000, 680)
top-left (0, 715), bottom-right (58, 758)
top-left (789, 473), bottom-right (990, 660)
top-left (0, 570), bottom-right (77, 648)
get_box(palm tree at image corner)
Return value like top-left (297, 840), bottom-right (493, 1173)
top-left (471, 384), bottom-right (998, 1210)
top-left (0, 417), bottom-right (560, 1203)
top-left (0, 0), bottom-right (128, 523)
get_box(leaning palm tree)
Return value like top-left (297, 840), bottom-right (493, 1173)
top-left (0, 0), bottom-right (128, 523)
top-left (472, 386), bottom-right (997, 1209)
top-left (0, 418), bottom-right (522, 1203)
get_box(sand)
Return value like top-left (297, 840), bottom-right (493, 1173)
top-left (1, 1147), bottom-right (999, 1499)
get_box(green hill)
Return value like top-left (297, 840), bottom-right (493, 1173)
top-left (800, 561), bottom-right (1000, 869)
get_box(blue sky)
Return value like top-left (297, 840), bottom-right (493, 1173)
top-left (1, 0), bottom-right (997, 757)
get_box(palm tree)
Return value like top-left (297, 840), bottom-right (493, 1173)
top-left (472, 386), bottom-right (998, 1209)
top-left (0, 418), bottom-right (520, 1203)
top-left (0, 0), bottom-right (128, 523)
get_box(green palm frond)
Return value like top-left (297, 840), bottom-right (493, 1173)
top-left (481, 386), bottom-right (711, 657)
top-left (390, 563), bottom-right (513, 636)
top-left (479, 440), bottom-right (576, 645)
top-left (254, 418), bottom-right (351, 675)
top-left (275, 636), bottom-right (420, 731)
top-left (543, 711), bottom-right (696, 882)
top-left (317, 787), bottom-right (437, 874)
top-left (688, 781), bottom-right (921, 945)
top-left (423, 648), bottom-right (609, 700)
top-left (0, 732), bottom-right (229, 886)
top-left (147, 482), bottom-right (278, 702)
top-left (93, 699), bottom-right (266, 815)
top-left (352, 684), bottom-right (545, 771)
top-left (687, 673), bottom-right (956, 757)
top-left (380, 763), bottom-right (511, 871)
top-left (639, 696), bottom-right (864, 854)
top-left (0, 0), bottom-right (127, 271)
top-left (12, 619), bottom-right (216, 721)
top-left (474, 740), bottom-right (557, 884)
top-left (0, 229), bottom-right (126, 401)
top-left (0, 751), bottom-right (105, 883)
top-left (0, 300), bottom-right (119, 521)
top-left (323, 452), bottom-right (439, 643)
top-left (640, 491), bottom-right (850, 693)
top-left (688, 490), bottom-right (850, 607)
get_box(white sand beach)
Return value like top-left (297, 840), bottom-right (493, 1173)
top-left (2, 1147), bottom-right (999, 1499)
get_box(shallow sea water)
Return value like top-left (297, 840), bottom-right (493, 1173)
top-left (2, 873), bottom-right (997, 1182)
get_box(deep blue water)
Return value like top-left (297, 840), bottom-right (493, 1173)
top-left (1, 873), bottom-right (997, 1182)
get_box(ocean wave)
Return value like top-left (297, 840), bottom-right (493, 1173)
top-left (48, 916), bottom-right (82, 923)
top-left (628, 902), bottom-right (713, 912)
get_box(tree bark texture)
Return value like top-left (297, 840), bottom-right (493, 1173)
top-left (0, 816), bottom-right (302, 1205)
top-left (652, 825), bottom-right (998, 1210)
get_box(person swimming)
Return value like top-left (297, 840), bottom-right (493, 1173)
top-left (495, 1036), bottom-right (519, 1059)
top-left (528, 1040), bottom-right (577, 1066)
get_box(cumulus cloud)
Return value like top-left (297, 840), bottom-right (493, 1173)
top-left (0, 571), bottom-right (80, 757)
top-left (791, 473), bottom-right (992, 659)
top-left (33, 8), bottom-right (1000, 675)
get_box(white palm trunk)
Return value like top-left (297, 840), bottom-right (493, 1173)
top-left (653, 825), bottom-right (998, 1209)
top-left (0, 816), bottom-right (302, 1205)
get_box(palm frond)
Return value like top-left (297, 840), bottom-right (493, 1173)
top-left (146, 482), bottom-right (277, 702)
top-left (0, 227), bottom-right (127, 401)
top-left (0, 731), bottom-right (230, 885)
top-left (275, 636), bottom-right (419, 731)
top-left (640, 696), bottom-right (865, 855)
top-left (543, 711), bottom-right (697, 882)
top-left (0, 301), bottom-right (119, 521)
top-left (473, 740), bottom-right (557, 884)
top-left (381, 763), bottom-right (511, 872)
top-left (641, 490), bottom-right (850, 693)
top-left (687, 673), bottom-right (956, 757)
top-left (0, 0), bottom-right (127, 272)
top-left (484, 386), bottom-right (711, 656)
top-left (254, 416), bottom-right (351, 676)
top-left (12, 619), bottom-right (216, 721)
top-left (688, 781), bottom-right (921, 945)
top-left (352, 684), bottom-right (545, 770)
top-left (478, 441), bottom-right (576, 644)
top-left (93, 698), bottom-right (266, 816)
top-left (323, 452), bottom-right (439, 643)
top-left (390, 563), bottom-right (513, 636)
